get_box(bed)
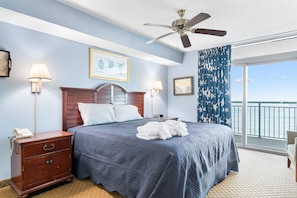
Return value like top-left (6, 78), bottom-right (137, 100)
top-left (61, 83), bottom-right (239, 198)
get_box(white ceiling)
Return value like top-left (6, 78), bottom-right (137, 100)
top-left (58, 0), bottom-right (297, 52)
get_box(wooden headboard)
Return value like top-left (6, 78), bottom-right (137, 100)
top-left (60, 83), bottom-right (145, 131)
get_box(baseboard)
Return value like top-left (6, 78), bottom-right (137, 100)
top-left (237, 145), bottom-right (286, 156)
top-left (0, 179), bottom-right (10, 188)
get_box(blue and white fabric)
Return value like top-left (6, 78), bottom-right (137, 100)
top-left (197, 45), bottom-right (232, 127)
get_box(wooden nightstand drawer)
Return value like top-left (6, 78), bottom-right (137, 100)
top-left (23, 137), bottom-right (70, 158)
top-left (24, 154), bottom-right (48, 170)
top-left (10, 131), bottom-right (73, 197)
top-left (23, 150), bottom-right (71, 190)
top-left (51, 150), bottom-right (72, 179)
top-left (23, 163), bottom-right (48, 189)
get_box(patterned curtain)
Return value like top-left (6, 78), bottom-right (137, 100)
top-left (197, 45), bottom-right (232, 127)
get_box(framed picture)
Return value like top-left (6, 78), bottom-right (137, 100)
top-left (0, 50), bottom-right (12, 77)
top-left (173, 76), bottom-right (194, 96)
top-left (89, 48), bottom-right (129, 82)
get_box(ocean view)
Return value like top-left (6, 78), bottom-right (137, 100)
top-left (231, 101), bottom-right (297, 139)
top-left (230, 60), bottom-right (297, 143)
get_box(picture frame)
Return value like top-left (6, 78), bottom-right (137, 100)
top-left (173, 76), bottom-right (194, 96)
top-left (89, 48), bottom-right (129, 82)
top-left (0, 50), bottom-right (12, 77)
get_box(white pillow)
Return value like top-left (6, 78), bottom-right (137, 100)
top-left (114, 104), bottom-right (143, 122)
top-left (78, 103), bottom-right (116, 126)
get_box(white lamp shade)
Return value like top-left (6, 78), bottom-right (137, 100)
top-left (28, 63), bottom-right (51, 82)
top-left (153, 81), bottom-right (163, 90)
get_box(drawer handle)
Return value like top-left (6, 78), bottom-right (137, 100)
top-left (43, 144), bottom-right (55, 151)
top-left (45, 159), bottom-right (53, 164)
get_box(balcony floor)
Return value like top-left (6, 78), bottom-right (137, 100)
top-left (233, 135), bottom-right (286, 151)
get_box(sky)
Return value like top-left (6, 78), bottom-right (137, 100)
top-left (231, 60), bottom-right (297, 102)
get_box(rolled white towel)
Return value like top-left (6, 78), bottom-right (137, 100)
top-left (174, 122), bottom-right (188, 136)
top-left (158, 122), bottom-right (172, 140)
top-left (164, 120), bottom-right (178, 136)
top-left (136, 133), bottom-right (160, 140)
top-left (137, 121), bottom-right (160, 136)
top-left (136, 121), bottom-right (172, 140)
top-left (165, 120), bottom-right (188, 137)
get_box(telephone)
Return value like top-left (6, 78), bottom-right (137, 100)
top-left (12, 128), bottom-right (33, 138)
top-left (9, 128), bottom-right (33, 155)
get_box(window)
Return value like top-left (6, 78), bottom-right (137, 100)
top-left (231, 60), bottom-right (297, 151)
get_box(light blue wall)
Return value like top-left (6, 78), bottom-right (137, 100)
top-left (168, 51), bottom-right (198, 122)
top-left (0, 0), bottom-right (200, 181)
top-left (0, 22), bottom-right (168, 180)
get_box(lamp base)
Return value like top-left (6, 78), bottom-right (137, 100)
top-left (31, 81), bottom-right (41, 93)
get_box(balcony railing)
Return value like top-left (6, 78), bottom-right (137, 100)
top-left (231, 101), bottom-right (297, 140)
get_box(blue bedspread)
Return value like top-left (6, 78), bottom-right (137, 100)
top-left (68, 118), bottom-right (239, 198)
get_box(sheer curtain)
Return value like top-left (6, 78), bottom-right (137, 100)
top-left (197, 45), bottom-right (232, 127)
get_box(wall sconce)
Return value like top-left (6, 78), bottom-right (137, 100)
top-left (28, 63), bottom-right (51, 93)
top-left (28, 63), bottom-right (51, 133)
top-left (150, 80), bottom-right (163, 97)
top-left (150, 80), bottom-right (163, 118)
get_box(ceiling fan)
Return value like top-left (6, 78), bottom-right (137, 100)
top-left (144, 9), bottom-right (227, 48)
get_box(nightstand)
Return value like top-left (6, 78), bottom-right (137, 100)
top-left (10, 130), bottom-right (73, 198)
top-left (160, 116), bottom-right (179, 121)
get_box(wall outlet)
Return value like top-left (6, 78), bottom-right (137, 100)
top-left (153, 114), bottom-right (163, 118)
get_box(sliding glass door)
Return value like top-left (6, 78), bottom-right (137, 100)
top-left (231, 66), bottom-right (243, 144)
top-left (231, 61), bottom-right (297, 151)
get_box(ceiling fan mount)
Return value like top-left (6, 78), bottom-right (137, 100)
top-left (144, 9), bottom-right (227, 48)
top-left (177, 9), bottom-right (186, 18)
top-left (172, 9), bottom-right (189, 33)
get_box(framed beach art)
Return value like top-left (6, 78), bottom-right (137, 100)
top-left (173, 76), bottom-right (194, 96)
top-left (89, 48), bottom-right (129, 82)
top-left (0, 50), bottom-right (12, 77)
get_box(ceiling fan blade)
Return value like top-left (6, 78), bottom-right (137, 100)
top-left (180, 34), bottom-right (191, 48)
top-left (144, 23), bottom-right (173, 29)
top-left (186, 13), bottom-right (211, 27)
top-left (192, 28), bottom-right (227, 36)
top-left (146, 32), bottom-right (177, 44)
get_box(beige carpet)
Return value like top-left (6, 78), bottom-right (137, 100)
top-left (1, 148), bottom-right (297, 198)
top-left (206, 148), bottom-right (297, 198)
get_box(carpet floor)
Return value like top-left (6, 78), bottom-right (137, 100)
top-left (1, 148), bottom-right (297, 198)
